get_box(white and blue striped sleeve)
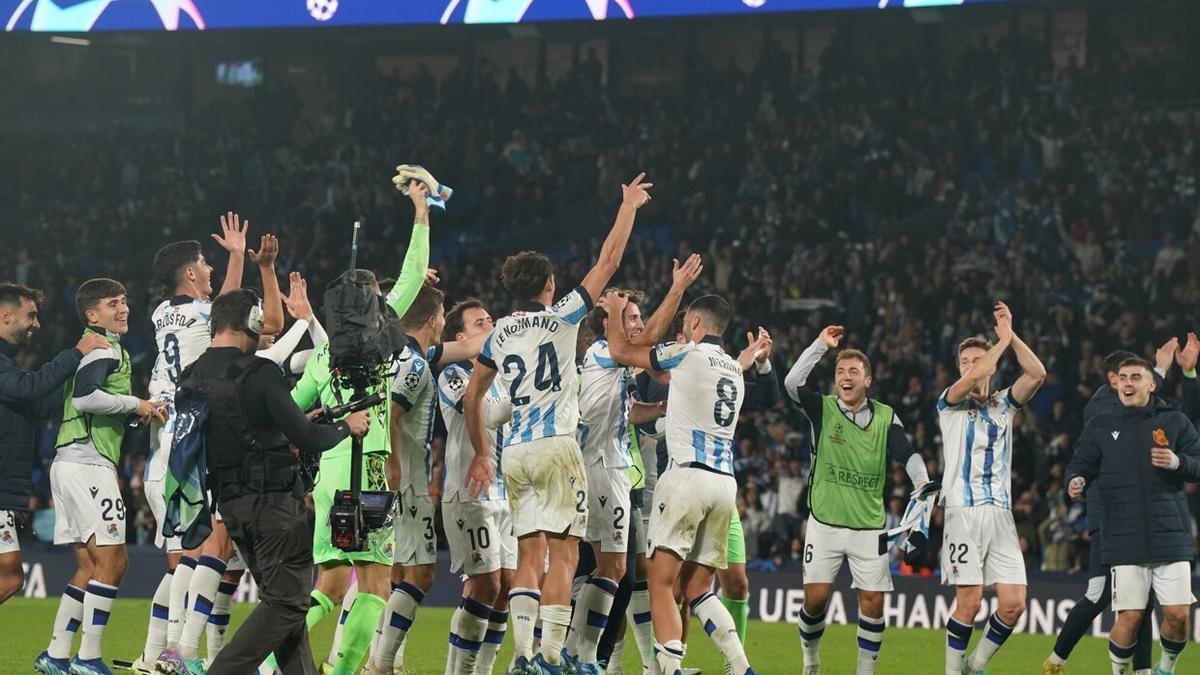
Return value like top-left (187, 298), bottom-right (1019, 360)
top-left (437, 365), bottom-right (469, 414)
top-left (649, 342), bottom-right (692, 372)
top-left (589, 341), bottom-right (622, 370)
top-left (936, 387), bottom-right (969, 412)
top-left (391, 351), bottom-right (426, 412)
top-left (478, 330), bottom-right (498, 370)
top-left (550, 286), bottom-right (593, 325)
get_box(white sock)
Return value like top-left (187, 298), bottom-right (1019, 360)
top-left (1048, 652), bottom-right (1066, 666)
top-left (143, 572), bottom-right (173, 662)
top-left (538, 604), bottom-right (573, 666)
top-left (1159, 636), bottom-right (1187, 673)
top-left (206, 580), bottom-right (238, 660)
top-left (655, 640), bottom-right (684, 675)
top-left (798, 605), bottom-right (826, 668)
top-left (179, 555), bottom-right (226, 660)
top-left (571, 577), bottom-right (618, 663)
top-left (78, 581), bottom-right (118, 661)
top-left (447, 596), bottom-right (491, 675)
top-left (969, 613), bottom-right (1014, 670)
top-left (371, 582), bottom-right (424, 671)
top-left (508, 588), bottom-right (541, 663)
top-left (690, 592), bottom-right (750, 673)
top-left (477, 607), bottom-right (507, 675)
top-left (48, 584), bottom-right (86, 659)
top-left (328, 582), bottom-right (357, 666)
top-left (946, 617), bottom-right (973, 673)
top-left (856, 615), bottom-right (884, 674)
top-left (563, 574), bottom-right (589, 658)
top-left (167, 556), bottom-right (196, 650)
top-left (1110, 639), bottom-right (1134, 675)
top-left (627, 581), bottom-right (654, 669)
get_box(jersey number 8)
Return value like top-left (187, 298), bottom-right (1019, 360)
top-left (713, 376), bottom-right (739, 427)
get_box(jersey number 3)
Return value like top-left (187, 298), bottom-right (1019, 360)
top-left (502, 344), bottom-right (561, 406)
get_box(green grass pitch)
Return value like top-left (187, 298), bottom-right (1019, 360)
top-left (0, 598), bottom-right (1119, 673)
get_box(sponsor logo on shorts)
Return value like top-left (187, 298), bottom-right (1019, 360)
top-left (456, 518), bottom-right (465, 530)
top-left (409, 506), bottom-right (418, 518)
top-left (598, 495), bottom-right (607, 507)
top-left (825, 464), bottom-right (880, 491)
top-left (89, 486), bottom-right (99, 499)
top-left (658, 502), bottom-right (665, 513)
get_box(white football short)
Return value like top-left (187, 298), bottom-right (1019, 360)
top-left (941, 505), bottom-right (1026, 587)
top-left (0, 510), bottom-right (19, 555)
top-left (584, 461), bottom-right (632, 554)
top-left (394, 486), bottom-right (437, 566)
top-left (802, 517), bottom-right (892, 592)
top-left (51, 461), bottom-right (125, 547)
top-left (646, 466), bottom-right (735, 570)
top-left (1111, 561), bottom-right (1196, 611)
top-left (504, 436), bottom-right (588, 539)
top-left (444, 499), bottom-right (517, 576)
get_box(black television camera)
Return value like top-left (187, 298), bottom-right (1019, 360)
top-left (320, 223), bottom-right (409, 551)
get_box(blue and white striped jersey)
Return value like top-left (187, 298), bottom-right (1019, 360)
top-left (578, 338), bottom-right (635, 469)
top-left (479, 287), bottom-right (592, 448)
top-left (391, 338), bottom-right (444, 496)
top-left (937, 387), bottom-right (1020, 508)
top-left (652, 337), bottom-right (745, 475)
top-left (149, 295), bottom-right (213, 401)
top-left (438, 361), bottom-right (510, 503)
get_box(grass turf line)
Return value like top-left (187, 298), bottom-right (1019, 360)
top-left (0, 598), bottom-right (1120, 673)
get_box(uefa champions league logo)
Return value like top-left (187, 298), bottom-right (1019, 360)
top-left (4, 0), bottom-right (205, 32)
top-left (306, 0), bottom-right (338, 22)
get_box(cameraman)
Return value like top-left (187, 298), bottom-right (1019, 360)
top-left (188, 290), bottom-right (370, 675)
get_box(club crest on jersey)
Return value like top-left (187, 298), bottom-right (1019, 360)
top-left (0, 530), bottom-right (11, 543)
top-left (426, 542), bottom-right (435, 555)
top-left (472, 551), bottom-right (484, 565)
top-left (107, 523), bottom-right (119, 537)
top-left (613, 530), bottom-right (623, 545)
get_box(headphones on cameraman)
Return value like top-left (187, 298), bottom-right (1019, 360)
top-left (241, 288), bottom-right (266, 339)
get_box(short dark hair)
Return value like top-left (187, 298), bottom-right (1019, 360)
top-left (401, 286), bottom-right (445, 332)
top-left (958, 337), bottom-right (993, 355)
top-left (75, 278), bottom-right (127, 325)
top-left (585, 288), bottom-right (645, 337)
top-left (0, 283), bottom-right (43, 309)
top-left (152, 241), bottom-right (202, 289)
top-left (501, 251), bottom-right (553, 300)
top-left (836, 348), bottom-right (872, 375)
top-left (686, 294), bottom-right (732, 335)
top-left (444, 297), bottom-right (485, 341)
top-left (1117, 356), bottom-right (1155, 375)
top-left (669, 310), bottom-right (687, 339)
top-left (1104, 350), bottom-right (1138, 375)
top-left (211, 289), bottom-right (260, 337)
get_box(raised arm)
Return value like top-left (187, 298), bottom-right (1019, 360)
top-left (995, 302), bottom-right (1045, 405)
top-left (437, 330), bottom-right (489, 366)
top-left (249, 234), bottom-right (284, 335)
top-left (579, 173), bottom-right (653, 302)
top-left (212, 211), bottom-right (247, 297)
top-left (784, 326), bottom-right (840, 400)
top-left (744, 329), bottom-right (780, 412)
top-left (632, 254), bottom-right (702, 347)
top-left (945, 305), bottom-right (1012, 406)
top-left (386, 181), bottom-right (432, 319)
top-left (603, 293), bottom-right (655, 371)
top-left (1176, 332), bottom-right (1200, 422)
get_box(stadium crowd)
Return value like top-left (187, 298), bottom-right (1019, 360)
top-left (3, 26), bottom-right (1199, 580)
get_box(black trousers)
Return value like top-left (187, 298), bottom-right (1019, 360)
top-left (207, 491), bottom-right (316, 675)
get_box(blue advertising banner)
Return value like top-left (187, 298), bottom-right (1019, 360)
top-left (1, 0), bottom-right (1010, 33)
